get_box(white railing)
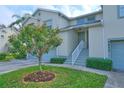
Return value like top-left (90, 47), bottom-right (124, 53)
top-left (72, 40), bottom-right (84, 65)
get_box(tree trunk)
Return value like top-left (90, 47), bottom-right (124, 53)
top-left (38, 55), bottom-right (42, 71)
top-left (26, 53), bottom-right (29, 60)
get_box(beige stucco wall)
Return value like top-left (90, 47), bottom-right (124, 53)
top-left (0, 28), bottom-right (17, 52)
top-left (89, 26), bottom-right (104, 57)
top-left (24, 10), bottom-right (69, 28)
top-left (89, 5), bottom-right (124, 58)
top-left (57, 31), bottom-right (68, 56)
top-left (67, 30), bottom-right (78, 55)
top-left (57, 30), bottom-right (78, 57)
top-left (103, 5), bottom-right (124, 57)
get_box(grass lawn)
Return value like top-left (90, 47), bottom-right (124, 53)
top-left (0, 65), bottom-right (107, 88)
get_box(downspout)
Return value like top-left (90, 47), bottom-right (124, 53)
top-left (56, 13), bottom-right (61, 57)
top-left (102, 20), bottom-right (106, 59)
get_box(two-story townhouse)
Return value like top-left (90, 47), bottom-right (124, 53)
top-left (0, 26), bottom-right (18, 52)
top-left (23, 5), bottom-right (124, 71)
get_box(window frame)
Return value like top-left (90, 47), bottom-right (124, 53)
top-left (87, 15), bottom-right (96, 22)
top-left (0, 35), bottom-right (4, 38)
top-left (44, 19), bottom-right (52, 29)
top-left (118, 5), bottom-right (124, 18)
top-left (76, 18), bottom-right (85, 25)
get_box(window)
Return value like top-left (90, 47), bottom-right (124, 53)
top-left (87, 16), bottom-right (95, 22)
top-left (1, 35), bottom-right (4, 38)
top-left (77, 18), bottom-right (85, 25)
top-left (44, 20), bottom-right (52, 29)
top-left (2, 30), bottom-right (6, 33)
top-left (118, 5), bottom-right (124, 18)
top-left (38, 12), bottom-right (41, 16)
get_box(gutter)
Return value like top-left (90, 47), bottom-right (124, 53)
top-left (60, 20), bottom-right (103, 32)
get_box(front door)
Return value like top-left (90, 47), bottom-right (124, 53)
top-left (78, 31), bottom-right (88, 49)
top-left (78, 32), bottom-right (85, 43)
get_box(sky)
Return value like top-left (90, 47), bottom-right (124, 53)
top-left (0, 5), bottom-right (101, 26)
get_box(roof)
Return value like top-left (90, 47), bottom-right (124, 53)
top-left (22, 8), bottom-right (103, 25)
top-left (60, 20), bottom-right (103, 31)
top-left (69, 10), bottom-right (102, 20)
top-left (33, 8), bottom-right (69, 19)
top-left (33, 8), bottom-right (102, 20)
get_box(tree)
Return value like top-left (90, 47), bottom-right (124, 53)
top-left (8, 35), bottom-right (27, 59)
top-left (9, 14), bottom-right (31, 30)
top-left (9, 24), bottom-right (62, 70)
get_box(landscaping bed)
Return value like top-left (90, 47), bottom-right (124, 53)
top-left (24, 71), bottom-right (55, 82)
top-left (0, 65), bottom-right (107, 88)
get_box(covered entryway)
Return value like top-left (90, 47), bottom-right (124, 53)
top-left (111, 40), bottom-right (124, 71)
top-left (78, 29), bottom-right (89, 49)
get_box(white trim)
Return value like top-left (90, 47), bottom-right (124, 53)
top-left (56, 47), bottom-right (59, 57)
top-left (102, 26), bottom-right (106, 59)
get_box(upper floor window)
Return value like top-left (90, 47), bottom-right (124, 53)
top-left (44, 20), bottom-right (52, 29)
top-left (118, 5), bottom-right (124, 18)
top-left (87, 16), bottom-right (95, 22)
top-left (77, 18), bottom-right (85, 25)
top-left (2, 30), bottom-right (6, 33)
top-left (1, 35), bottom-right (4, 38)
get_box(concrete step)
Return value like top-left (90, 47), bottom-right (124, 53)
top-left (77, 58), bottom-right (87, 60)
top-left (65, 49), bottom-right (88, 66)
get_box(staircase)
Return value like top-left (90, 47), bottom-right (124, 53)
top-left (65, 48), bottom-right (88, 66)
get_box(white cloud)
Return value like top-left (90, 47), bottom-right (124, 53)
top-left (37, 5), bottom-right (56, 10)
top-left (0, 5), bottom-right (101, 26)
top-left (37, 5), bottom-right (101, 17)
top-left (20, 10), bottom-right (33, 16)
top-left (0, 6), bottom-right (14, 26)
top-left (81, 5), bottom-right (101, 13)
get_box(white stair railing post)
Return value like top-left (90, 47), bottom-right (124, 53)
top-left (72, 40), bottom-right (84, 65)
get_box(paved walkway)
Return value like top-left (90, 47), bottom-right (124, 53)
top-left (0, 59), bottom-right (124, 88)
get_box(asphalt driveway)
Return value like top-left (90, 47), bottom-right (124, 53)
top-left (0, 59), bottom-right (124, 88)
top-left (0, 59), bottom-right (38, 74)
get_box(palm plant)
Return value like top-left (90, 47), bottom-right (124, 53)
top-left (9, 13), bottom-right (31, 30)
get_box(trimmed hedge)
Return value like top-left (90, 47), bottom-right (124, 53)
top-left (5, 54), bottom-right (15, 61)
top-left (0, 53), bottom-right (15, 61)
top-left (13, 53), bottom-right (26, 59)
top-left (0, 52), bottom-right (26, 62)
top-left (50, 57), bottom-right (66, 64)
top-left (86, 57), bottom-right (112, 71)
top-left (0, 53), bottom-right (7, 60)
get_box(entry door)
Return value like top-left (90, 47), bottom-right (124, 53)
top-left (78, 32), bottom-right (88, 48)
top-left (78, 32), bottom-right (85, 43)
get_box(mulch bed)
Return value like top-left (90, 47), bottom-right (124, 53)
top-left (24, 71), bottom-right (55, 82)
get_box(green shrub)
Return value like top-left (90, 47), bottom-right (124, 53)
top-left (50, 57), bottom-right (66, 64)
top-left (0, 53), bottom-right (7, 60)
top-left (5, 54), bottom-right (14, 61)
top-left (86, 57), bottom-right (112, 71)
top-left (14, 52), bottom-right (26, 59)
top-left (0, 53), bottom-right (15, 62)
